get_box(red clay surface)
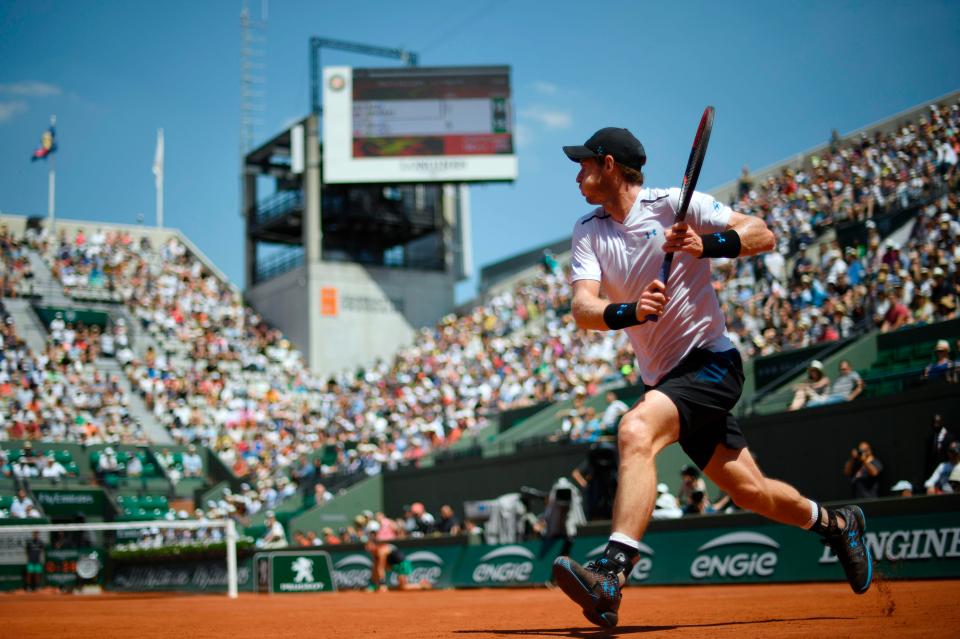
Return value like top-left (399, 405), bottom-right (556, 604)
top-left (2, 580), bottom-right (957, 638)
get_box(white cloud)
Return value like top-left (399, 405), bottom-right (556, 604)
top-left (533, 81), bottom-right (557, 95)
top-left (0, 81), bottom-right (61, 97)
top-left (519, 105), bottom-right (572, 130)
top-left (514, 122), bottom-right (533, 149)
top-left (0, 101), bottom-right (28, 123)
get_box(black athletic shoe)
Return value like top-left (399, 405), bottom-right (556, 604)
top-left (821, 505), bottom-right (872, 594)
top-left (552, 556), bottom-right (622, 628)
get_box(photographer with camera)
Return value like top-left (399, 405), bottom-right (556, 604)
top-left (843, 441), bottom-right (883, 499)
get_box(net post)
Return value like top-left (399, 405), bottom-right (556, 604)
top-left (226, 519), bottom-right (238, 599)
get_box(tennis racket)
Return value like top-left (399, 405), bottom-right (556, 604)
top-left (646, 105), bottom-right (715, 323)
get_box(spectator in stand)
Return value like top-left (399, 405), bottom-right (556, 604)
top-left (403, 503), bottom-right (435, 537)
top-left (924, 441), bottom-right (960, 494)
top-left (652, 482), bottom-right (682, 520)
top-left (890, 480), bottom-right (914, 497)
top-left (258, 511), bottom-right (287, 548)
top-left (682, 490), bottom-right (713, 516)
top-left (126, 453), bottom-right (143, 478)
top-left (677, 465), bottom-right (707, 506)
top-left (844, 441), bottom-right (883, 499)
top-left (97, 447), bottom-right (119, 480)
top-left (922, 340), bottom-right (955, 381)
top-left (789, 360), bottom-right (832, 411)
top-left (292, 531), bottom-right (311, 547)
top-left (182, 445), bottom-right (203, 478)
top-left (436, 504), bottom-right (461, 536)
top-left (39, 453), bottom-right (69, 484)
top-left (313, 483), bottom-right (333, 507)
top-left (880, 286), bottom-right (912, 333)
top-left (599, 391), bottom-right (628, 432)
top-left (321, 528), bottom-right (341, 545)
top-left (807, 360), bottom-right (865, 407)
top-left (10, 489), bottom-right (37, 519)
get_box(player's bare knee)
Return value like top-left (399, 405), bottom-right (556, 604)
top-left (617, 414), bottom-right (656, 459)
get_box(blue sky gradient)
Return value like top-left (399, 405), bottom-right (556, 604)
top-left (1, 1), bottom-right (958, 300)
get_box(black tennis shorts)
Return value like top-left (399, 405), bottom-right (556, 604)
top-left (645, 347), bottom-right (747, 470)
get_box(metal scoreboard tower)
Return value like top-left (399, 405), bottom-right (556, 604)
top-left (242, 113), bottom-right (470, 375)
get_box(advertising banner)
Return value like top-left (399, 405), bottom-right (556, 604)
top-left (569, 511), bottom-right (960, 586)
top-left (326, 544), bottom-right (461, 590)
top-left (110, 558), bottom-right (254, 592)
top-left (34, 489), bottom-right (106, 517)
top-left (269, 551), bottom-right (335, 593)
top-left (452, 541), bottom-right (554, 588)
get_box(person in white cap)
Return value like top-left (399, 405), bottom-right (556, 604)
top-left (890, 480), bottom-right (913, 497)
top-left (788, 360), bottom-right (831, 411)
top-left (259, 511), bottom-right (287, 548)
top-left (651, 483), bottom-right (681, 520)
top-left (922, 340), bottom-right (954, 381)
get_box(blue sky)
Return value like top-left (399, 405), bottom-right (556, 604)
top-left (1, 1), bottom-right (958, 301)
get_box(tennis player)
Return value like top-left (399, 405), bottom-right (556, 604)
top-left (551, 127), bottom-right (872, 628)
top-left (364, 533), bottom-right (431, 592)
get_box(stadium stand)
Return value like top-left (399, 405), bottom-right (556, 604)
top-left (0, 95), bottom-right (956, 551)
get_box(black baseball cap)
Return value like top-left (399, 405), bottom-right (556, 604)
top-left (563, 127), bottom-right (646, 172)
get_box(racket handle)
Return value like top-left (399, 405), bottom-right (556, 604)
top-left (645, 254), bottom-right (675, 322)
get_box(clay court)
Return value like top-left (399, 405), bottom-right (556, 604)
top-left (4, 580), bottom-right (957, 638)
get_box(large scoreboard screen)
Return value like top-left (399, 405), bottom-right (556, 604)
top-left (323, 66), bottom-right (517, 183)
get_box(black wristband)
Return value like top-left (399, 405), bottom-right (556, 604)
top-left (699, 229), bottom-right (742, 259)
top-left (603, 302), bottom-right (642, 330)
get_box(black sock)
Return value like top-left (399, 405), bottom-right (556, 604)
top-left (600, 541), bottom-right (638, 576)
top-left (813, 507), bottom-right (840, 535)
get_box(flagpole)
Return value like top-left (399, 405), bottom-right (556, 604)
top-left (48, 115), bottom-right (56, 234)
top-left (154, 128), bottom-right (164, 228)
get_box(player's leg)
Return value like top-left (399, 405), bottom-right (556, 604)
top-left (704, 443), bottom-right (872, 594)
top-left (703, 444), bottom-right (813, 526)
top-left (553, 390), bottom-right (680, 628)
top-left (609, 390), bottom-right (681, 543)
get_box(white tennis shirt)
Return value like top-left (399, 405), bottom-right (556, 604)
top-left (570, 187), bottom-right (735, 385)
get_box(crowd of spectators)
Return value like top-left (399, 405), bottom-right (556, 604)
top-left (0, 225), bottom-right (33, 298)
top-left (0, 98), bottom-right (956, 505)
top-left (0, 305), bottom-right (148, 445)
top-left (719, 100), bottom-right (959, 357)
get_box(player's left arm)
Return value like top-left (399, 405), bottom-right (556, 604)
top-left (663, 191), bottom-right (775, 258)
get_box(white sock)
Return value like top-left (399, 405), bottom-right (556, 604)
top-left (803, 499), bottom-right (819, 530)
top-left (609, 531), bottom-right (640, 550)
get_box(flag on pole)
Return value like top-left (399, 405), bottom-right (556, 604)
top-left (152, 128), bottom-right (164, 187)
top-left (31, 124), bottom-right (57, 161)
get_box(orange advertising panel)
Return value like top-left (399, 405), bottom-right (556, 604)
top-left (320, 287), bottom-right (338, 317)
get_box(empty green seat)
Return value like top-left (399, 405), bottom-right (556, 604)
top-left (893, 345), bottom-right (913, 362)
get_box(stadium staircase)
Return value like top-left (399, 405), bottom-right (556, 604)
top-left (16, 245), bottom-right (174, 444)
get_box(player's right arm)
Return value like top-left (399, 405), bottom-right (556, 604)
top-left (570, 213), bottom-right (667, 331)
top-left (572, 279), bottom-right (668, 330)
